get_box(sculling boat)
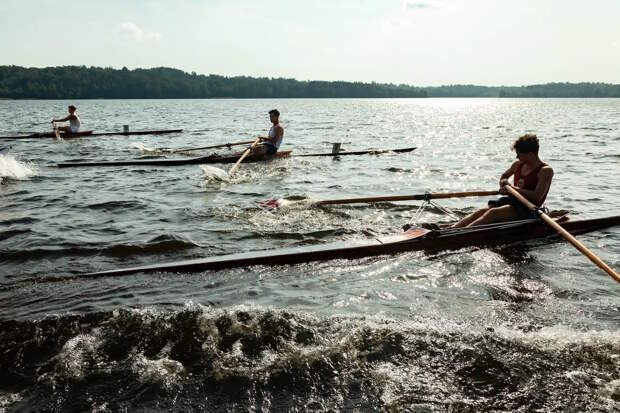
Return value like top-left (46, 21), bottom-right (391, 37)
top-left (59, 213), bottom-right (620, 280)
top-left (56, 147), bottom-right (416, 168)
top-left (58, 150), bottom-right (293, 167)
top-left (0, 129), bottom-right (183, 140)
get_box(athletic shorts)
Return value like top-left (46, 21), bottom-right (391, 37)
top-left (488, 196), bottom-right (537, 219)
top-left (261, 142), bottom-right (278, 155)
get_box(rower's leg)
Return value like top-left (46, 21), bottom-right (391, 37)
top-left (252, 145), bottom-right (267, 156)
top-left (59, 126), bottom-right (71, 133)
top-left (468, 205), bottom-right (519, 227)
top-left (453, 207), bottom-right (489, 228)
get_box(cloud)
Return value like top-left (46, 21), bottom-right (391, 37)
top-left (117, 22), bottom-right (161, 41)
top-left (403, 0), bottom-right (441, 11)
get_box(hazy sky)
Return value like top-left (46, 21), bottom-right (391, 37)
top-left (1, 0), bottom-right (619, 86)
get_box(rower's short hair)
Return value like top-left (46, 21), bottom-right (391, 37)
top-left (512, 134), bottom-right (539, 153)
top-left (269, 109), bottom-right (280, 117)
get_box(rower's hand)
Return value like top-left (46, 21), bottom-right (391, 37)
top-left (498, 179), bottom-right (509, 194)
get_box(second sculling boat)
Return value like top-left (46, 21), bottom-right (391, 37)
top-left (57, 147), bottom-right (416, 168)
top-left (58, 150), bottom-right (293, 167)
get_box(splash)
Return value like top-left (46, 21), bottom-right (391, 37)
top-left (1, 307), bottom-right (618, 411)
top-left (0, 153), bottom-right (37, 184)
top-left (200, 165), bottom-right (229, 182)
top-left (129, 142), bottom-right (168, 154)
top-left (268, 197), bottom-right (316, 210)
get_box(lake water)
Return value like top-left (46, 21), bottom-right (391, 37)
top-left (0, 98), bottom-right (619, 411)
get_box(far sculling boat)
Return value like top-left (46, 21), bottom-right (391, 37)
top-left (43, 213), bottom-right (620, 281)
top-left (0, 129), bottom-right (183, 140)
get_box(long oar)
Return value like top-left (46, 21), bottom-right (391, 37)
top-left (294, 146), bottom-right (416, 157)
top-left (170, 140), bottom-right (256, 154)
top-left (318, 190), bottom-right (500, 205)
top-left (259, 190), bottom-right (500, 209)
top-left (227, 138), bottom-right (261, 177)
top-left (505, 185), bottom-right (620, 284)
top-left (133, 140), bottom-right (257, 155)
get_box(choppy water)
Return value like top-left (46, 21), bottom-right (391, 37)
top-left (0, 98), bottom-right (619, 411)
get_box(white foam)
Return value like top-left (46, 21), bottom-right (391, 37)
top-left (276, 198), bottom-right (317, 209)
top-left (199, 165), bottom-right (229, 182)
top-left (52, 334), bottom-right (100, 380)
top-left (132, 354), bottom-right (185, 385)
top-left (0, 392), bottom-right (23, 412)
top-left (0, 153), bottom-right (37, 184)
top-left (599, 378), bottom-right (620, 408)
top-left (130, 142), bottom-right (161, 153)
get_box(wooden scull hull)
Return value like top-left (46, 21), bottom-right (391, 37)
top-left (70, 215), bottom-right (620, 280)
top-left (56, 146), bottom-right (416, 168)
top-left (58, 151), bottom-right (292, 167)
top-left (0, 129), bottom-right (183, 140)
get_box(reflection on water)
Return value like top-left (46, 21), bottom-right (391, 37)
top-left (0, 98), bottom-right (618, 410)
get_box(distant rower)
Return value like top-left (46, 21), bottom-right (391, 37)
top-left (453, 134), bottom-right (554, 228)
top-left (255, 109), bottom-right (283, 155)
top-left (52, 105), bottom-right (81, 134)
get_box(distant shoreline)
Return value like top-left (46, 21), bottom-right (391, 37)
top-left (1, 65), bottom-right (619, 99)
top-left (3, 97), bottom-right (620, 101)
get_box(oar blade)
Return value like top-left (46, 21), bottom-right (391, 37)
top-left (257, 198), bottom-right (317, 210)
top-left (256, 199), bottom-right (280, 210)
top-left (200, 165), bottom-right (229, 182)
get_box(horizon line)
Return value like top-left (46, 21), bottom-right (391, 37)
top-left (3, 64), bottom-right (620, 89)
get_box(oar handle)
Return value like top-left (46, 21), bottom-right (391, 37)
top-left (505, 185), bottom-right (620, 284)
top-left (317, 190), bottom-right (500, 206)
top-left (228, 138), bottom-right (261, 177)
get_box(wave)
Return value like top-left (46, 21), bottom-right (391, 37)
top-left (0, 235), bottom-right (200, 262)
top-left (0, 306), bottom-right (618, 411)
top-left (580, 127), bottom-right (612, 131)
top-left (0, 153), bottom-right (37, 184)
top-left (86, 200), bottom-right (146, 211)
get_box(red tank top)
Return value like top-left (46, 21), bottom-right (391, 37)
top-left (514, 162), bottom-right (548, 206)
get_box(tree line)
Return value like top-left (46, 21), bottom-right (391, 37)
top-left (1, 66), bottom-right (619, 99)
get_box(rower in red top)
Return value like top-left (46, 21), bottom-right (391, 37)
top-left (453, 134), bottom-right (553, 228)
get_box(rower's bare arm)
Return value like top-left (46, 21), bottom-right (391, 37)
top-left (514, 166), bottom-right (554, 205)
top-left (272, 125), bottom-right (283, 143)
top-left (499, 161), bottom-right (519, 186)
top-left (53, 116), bottom-right (70, 123)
